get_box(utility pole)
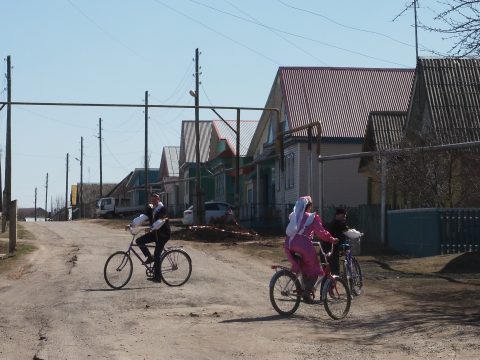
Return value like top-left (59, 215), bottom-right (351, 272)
top-left (144, 91), bottom-right (149, 204)
top-left (414, 0), bottom-right (419, 60)
top-left (34, 187), bottom-right (37, 222)
top-left (194, 48), bottom-right (203, 224)
top-left (44, 173), bottom-right (48, 221)
top-left (98, 118), bottom-right (103, 198)
top-left (80, 136), bottom-right (83, 218)
top-left (65, 153), bottom-right (69, 221)
top-left (0, 150), bottom-right (3, 213)
top-left (2, 55), bottom-right (12, 233)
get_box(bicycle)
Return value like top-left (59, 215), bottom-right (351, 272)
top-left (104, 226), bottom-right (192, 289)
top-left (340, 229), bottom-right (364, 297)
top-left (269, 241), bottom-right (351, 320)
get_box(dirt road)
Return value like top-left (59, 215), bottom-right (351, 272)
top-left (1, 221), bottom-right (479, 359)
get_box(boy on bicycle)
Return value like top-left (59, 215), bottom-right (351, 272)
top-left (129, 192), bottom-right (171, 282)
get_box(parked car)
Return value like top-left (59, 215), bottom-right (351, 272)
top-left (182, 201), bottom-right (234, 225)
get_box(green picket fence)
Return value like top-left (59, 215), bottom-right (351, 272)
top-left (439, 209), bottom-right (480, 254)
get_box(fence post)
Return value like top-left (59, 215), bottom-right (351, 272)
top-left (8, 200), bottom-right (17, 255)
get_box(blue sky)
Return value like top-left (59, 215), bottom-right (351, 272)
top-left (1, 0), bottom-right (454, 209)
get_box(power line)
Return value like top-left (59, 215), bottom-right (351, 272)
top-left (103, 140), bottom-right (128, 172)
top-left (222, 0), bottom-right (328, 65)
top-left (151, 0), bottom-right (281, 65)
top-left (186, 0), bottom-right (409, 67)
top-left (66, 0), bottom-right (150, 63)
top-left (16, 106), bottom-right (97, 130)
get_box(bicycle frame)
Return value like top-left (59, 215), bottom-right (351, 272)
top-left (270, 241), bottom-right (337, 300)
top-left (126, 226), bottom-right (184, 269)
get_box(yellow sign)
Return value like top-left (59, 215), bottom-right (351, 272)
top-left (71, 185), bottom-right (77, 206)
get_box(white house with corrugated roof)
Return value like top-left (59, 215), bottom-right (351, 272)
top-left (158, 146), bottom-right (181, 217)
top-left (178, 120), bottom-right (212, 209)
top-left (246, 66), bottom-right (414, 227)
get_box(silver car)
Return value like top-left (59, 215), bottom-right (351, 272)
top-left (182, 201), bottom-right (234, 225)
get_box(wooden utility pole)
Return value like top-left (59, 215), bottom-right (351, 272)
top-left (194, 48), bottom-right (203, 224)
top-left (80, 136), bottom-right (83, 218)
top-left (99, 118), bottom-right (103, 198)
top-left (0, 150), bottom-right (3, 213)
top-left (44, 173), bottom-right (48, 221)
top-left (65, 153), bottom-right (69, 221)
top-left (2, 55), bottom-right (12, 233)
top-left (8, 200), bottom-right (16, 254)
top-left (144, 91), bottom-right (149, 204)
top-left (34, 187), bottom-right (37, 221)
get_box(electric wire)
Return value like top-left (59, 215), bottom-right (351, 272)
top-left (151, 0), bottom-right (281, 65)
top-left (16, 106), bottom-right (97, 130)
top-left (186, 0), bottom-right (408, 67)
top-left (66, 0), bottom-right (150, 63)
top-left (223, 0), bottom-right (328, 65)
top-left (278, 0), bottom-right (437, 54)
top-left (103, 140), bottom-right (129, 172)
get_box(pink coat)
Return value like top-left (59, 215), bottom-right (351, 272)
top-left (284, 212), bottom-right (336, 277)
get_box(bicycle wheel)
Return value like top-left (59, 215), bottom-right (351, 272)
top-left (104, 251), bottom-right (133, 289)
top-left (269, 269), bottom-right (302, 316)
top-left (349, 257), bottom-right (363, 296)
top-left (322, 276), bottom-right (351, 320)
top-left (160, 249), bottom-right (192, 286)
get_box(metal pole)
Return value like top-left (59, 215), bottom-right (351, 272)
top-left (414, 0), bottom-right (419, 60)
top-left (8, 200), bottom-right (16, 254)
top-left (194, 48), bottom-right (203, 224)
top-left (80, 136), bottom-right (83, 218)
top-left (3, 56), bottom-right (12, 233)
top-left (34, 187), bottom-right (37, 222)
top-left (144, 91), bottom-right (149, 204)
top-left (380, 158), bottom-right (387, 246)
top-left (99, 118), bottom-right (103, 198)
top-left (307, 127), bottom-right (312, 195)
top-left (45, 173), bottom-right (48, 221)
top-left (65, 153), bottom-right (69, 221)
top-left (235, 108), bottom-right (240, 208)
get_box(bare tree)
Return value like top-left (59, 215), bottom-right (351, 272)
top-left (412, 0), bottom-right (480, 56)
top-left (385, 136), bottom-right (480, 208)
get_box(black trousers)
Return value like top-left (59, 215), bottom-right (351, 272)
top-left (136, 232), bottom-right (169, 279)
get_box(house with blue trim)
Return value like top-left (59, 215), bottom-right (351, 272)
top-left (246, 66), bottom-right (415, 227)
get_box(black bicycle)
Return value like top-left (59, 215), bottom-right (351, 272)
top-left (104, 226), bottom-right (192, 289)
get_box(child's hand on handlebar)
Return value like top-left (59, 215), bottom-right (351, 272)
top-left (332, 237), bottom-right (340, 244)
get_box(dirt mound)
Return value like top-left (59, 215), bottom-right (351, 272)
top-left (172, 225), bottom-right (258, 242)
top-left (439, 252), bottom-right (480, 273)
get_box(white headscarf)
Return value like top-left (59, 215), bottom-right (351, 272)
top-left (286, 196), bottom-right (312, 238)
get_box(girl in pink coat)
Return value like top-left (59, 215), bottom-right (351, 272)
top-left (284, 196), bottom-right (338, 301)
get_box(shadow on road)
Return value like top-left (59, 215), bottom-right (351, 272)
top-left (220, 314), bottom-right (288, 323)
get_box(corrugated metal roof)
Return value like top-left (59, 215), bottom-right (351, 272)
top-left (212, 120), bottom-right (258, 156)
top-left (180, 121), bottom-right (212, 164)
top-left (420, 58), bottom-right (480, 144)
top-left (366, 112), bottom-right (406, 151)
top-left (359, 111), bottom-right (406, 173)
top-left (162, 146), bottom-right (180, 176)
top-left (280, 67), bottom-right (415, 138)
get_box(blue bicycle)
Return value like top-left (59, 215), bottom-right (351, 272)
top-left (340, 229), bottom-right (363, 296)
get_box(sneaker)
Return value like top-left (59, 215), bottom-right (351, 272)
top-left (147, 277), bottom-right (161, 283)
